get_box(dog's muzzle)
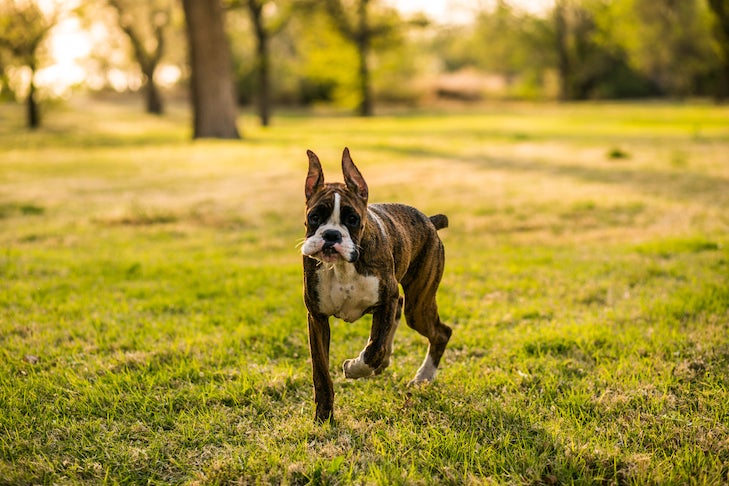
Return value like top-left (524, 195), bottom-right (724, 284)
top-left (303, 229), bottom-right (359, 264)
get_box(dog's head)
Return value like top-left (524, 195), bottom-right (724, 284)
top-left (302, 148), bottom-right (368, 264)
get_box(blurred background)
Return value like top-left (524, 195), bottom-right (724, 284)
top-left (1, 0), bottom-right (728, 133)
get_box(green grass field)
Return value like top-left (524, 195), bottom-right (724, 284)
top-left (1, 98), bottom-right (728, 484)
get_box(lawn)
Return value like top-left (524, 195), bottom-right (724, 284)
top-left (1, 98), bottom-right (728, 484)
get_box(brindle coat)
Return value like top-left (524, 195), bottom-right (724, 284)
top-left (302, 148), bottom-right (451, 422)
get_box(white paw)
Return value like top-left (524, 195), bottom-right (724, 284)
top-left (343, 354), bottom-right (373, 379)
top-left (408, 355), bottom-right (436, 385)
top-left (407, 374), bottom-right (435, 387)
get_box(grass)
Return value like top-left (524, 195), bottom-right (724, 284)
top-left (1, 97), bottom-right (728, 484)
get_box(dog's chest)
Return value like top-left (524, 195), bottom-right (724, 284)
top-left (316, 263), bottom-right (380, 322)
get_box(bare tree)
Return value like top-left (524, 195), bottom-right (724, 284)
top-left (106, 0), bottom-right (172, 114)
top-left (181, 0), bottom-right (240, 139)
top-left (0, 0), bottom-right (57, 128)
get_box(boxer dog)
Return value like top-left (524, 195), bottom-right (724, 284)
top-left (301, 148), bottom-right (452, 422)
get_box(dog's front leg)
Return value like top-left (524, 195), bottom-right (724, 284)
top-left (343, 295), bottom-right (399, 379)
top-left (308, 312), bottom-right (334, 422)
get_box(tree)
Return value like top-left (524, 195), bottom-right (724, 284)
top-left (707, 0), bottom-right (729, 100)
top-left (0, 0), bottom-right (57, 128)
top-left (181, 0), bottom-right (240, 139)
top-left (106, 0), bottom-right (172, 114)
top-left (472, 1), bottom-right (553, 96)
top-left (280, 5), bottom-right (359, 107)
top-left (602, 0), bottom-right (716, 97)
top-left (552, 0), bottom-right (614, 100)
top-left (323, 0), bottom-right (400, 116)
top-left (227, 0), bottom-right (292, 126)
top-left (549, 0), bottom-right (653, 100)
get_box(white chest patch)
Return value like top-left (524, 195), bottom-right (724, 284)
top-left (316, 263), bottom-right (380, 322)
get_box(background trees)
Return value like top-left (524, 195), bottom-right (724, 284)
top-left (602, 0), bottom-right (716, 97)
top-left (1, 0), bottom-right (728, 134)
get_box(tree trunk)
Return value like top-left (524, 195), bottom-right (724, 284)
top-left (356, 0), bottom-right (372, 116)
top-left (323, 0), bottom-right (377, 116)
top-left (356, 37), bottom-right (372, 116)
top-left (719, 63), bottom-right (729, 101)
top-left (250, 2), bottom-right (271, 127)
top-left (181, 0), bottom-right (240, 139)
top-left (554, 0), bottom-right (572, 101)
top-left (142, 69), bottom-right (163, 115)
top-left (107, 0), bottom-right (168, 116)
top-left (257, 34), bottom-right (271, 126)
top-left (27, 69), bottom-right (39, 129)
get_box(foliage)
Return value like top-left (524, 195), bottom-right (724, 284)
top-left (428, 0), bottom-right (724, 101)
top-left (0, 0), bottom-right (58, 127)
top-left (286, 7), bottom-right (361, 108)
top-left (226, 0), bottom-right (295, 126)
top-left (228, 4), bottom-right (362, 109)
top-left (0, 99), bottom-right (728, 483)
top-left (321, 0), bottom-right (406, 115)
top-left (5, 0), bottom-right (729, 121)
top-left (0, 0), bottom-right (54, 64)
top-left (598, 0), bottom-right (717, 97)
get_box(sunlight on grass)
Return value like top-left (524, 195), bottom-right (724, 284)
top-left (1, 99), bottom-right (728, 484)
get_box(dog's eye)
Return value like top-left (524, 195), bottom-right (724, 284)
top-left (308, 213), bottom-right (321, 226)
top-left (345, 214), bottom-right (360, 227)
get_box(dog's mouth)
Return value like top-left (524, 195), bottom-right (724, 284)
top-left (319, 244), bottom-right (343, 263)
top-left (310, 243), bottom-right (359, 264)
top-left (302, 237), bottom-right (359, 264)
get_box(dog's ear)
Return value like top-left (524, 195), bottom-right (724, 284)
top-left (305, 150), bottom-right (324, 200)
top-left (342, 147), bottom-right (368, 201)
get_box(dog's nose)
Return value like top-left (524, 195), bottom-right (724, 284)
top-left (322, 229), bottom-right (342, 244)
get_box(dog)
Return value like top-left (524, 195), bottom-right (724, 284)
top-left (301, 147), bottom-right (452, 422)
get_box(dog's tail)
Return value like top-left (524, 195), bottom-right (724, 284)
top-left (429, 214), bottom-right (449, 231)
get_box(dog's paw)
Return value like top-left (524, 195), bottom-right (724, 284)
top-left (408, 356), bottom-right (437, 385)
top-left (343, 357), bottom-right (373, 379)
top-left (407, 376), bottom-right (434, 387)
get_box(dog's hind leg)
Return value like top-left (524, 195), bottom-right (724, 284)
top-left (402, 248), bottom-right (451, 384)
top-left (404, 297), bottom-right (451, 384)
